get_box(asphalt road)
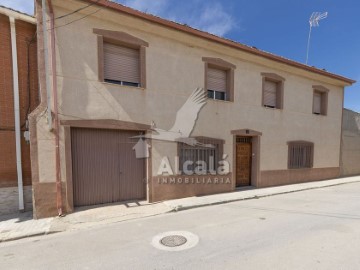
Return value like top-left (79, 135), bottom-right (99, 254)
top-left (1, 182), bottom-right (360, 270)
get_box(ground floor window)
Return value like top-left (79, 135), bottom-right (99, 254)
top-left (288, 141), bottom-right (314, 169)
top-left (179, 137), bottom-right (224, 174)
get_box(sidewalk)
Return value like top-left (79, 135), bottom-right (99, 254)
top-left (1, 176), bottom-right (359, 243)
top-left (0, 201), bottom-right (173, 243)
top-left (0, 212), bottom-right (53, 242)
top-left (164, 176), bottom-right (360, 211)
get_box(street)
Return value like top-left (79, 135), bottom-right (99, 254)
top-left (1, 182), bottom-right (360, 270)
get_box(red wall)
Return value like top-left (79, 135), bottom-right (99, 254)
top-left (0, 14), bottom-right (39, 188)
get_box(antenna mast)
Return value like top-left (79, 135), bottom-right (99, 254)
top-left (306, 12), bottom-right (328, 65)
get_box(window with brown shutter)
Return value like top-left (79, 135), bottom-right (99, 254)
top-left (261, 73), bottom-right (285, 109)
top-left (93, 28), bottom-right (148, 88)
top-left (104, 43), bottom-right (140, 87)
top-left (263, 80), bottom-right (278, 108)
top-left (313, 91), bottom-right (322, 114)
top-left (207, 67), bottom-right (227, 101)
top-left (203, 57), bottom-right (236, 102)
top-left (312, 86), bottom-right (329, 116)
top-left (288, 141), bottom-right (314, 169)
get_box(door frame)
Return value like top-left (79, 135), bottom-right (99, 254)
top-left (231, 129), bottom-right (262, 189)
top-left (62, 119), bottom-right (152, 213)
top-left (235, 137), bottom-right (252, 187)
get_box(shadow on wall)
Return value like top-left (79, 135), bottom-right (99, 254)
top-left (343, 108), bottom-right (360, 133)
top-left (57, 28), bottom-right (195, 130)
top-left (57, 30), bottom-right (90, 120)
top-left (58, 27), bottom-right (137, 122)
top-left (341, 109), bottom-right (360, 176)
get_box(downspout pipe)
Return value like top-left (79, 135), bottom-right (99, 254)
top-left (9, 16), bottom-right (25, 211)
top-left (41, 0), bottom-right (53, 130)
top-left (47, 0), bottom-right (63, 216)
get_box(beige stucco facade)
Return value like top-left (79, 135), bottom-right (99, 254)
top-left (30, 0), bottom-right (354, 218)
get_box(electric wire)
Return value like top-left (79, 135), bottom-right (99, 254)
top-left (52, 0), bottom-right (101, 21)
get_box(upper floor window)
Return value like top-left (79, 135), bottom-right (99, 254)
top-left (288, 141), bottom-right (314, 169)
top-left (203, 57), bottom-right (236, 102)
top-left (93, 28), bottom-right (148, 88)
top-left (313, 85), bottom-right (329, 116)
top-left (207, 67), bottom-right (227, 100)
top-left (104, 43), bottom-right (140, 87)
top-left (261, 73), bottom-right (285, 109)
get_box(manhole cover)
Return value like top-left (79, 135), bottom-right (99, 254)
top-left (160, 235), bottom-right (187, 247)
top-left (152, 231), bottom-right (199, 251)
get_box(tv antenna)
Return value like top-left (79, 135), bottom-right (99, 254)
top-left (306, 12), bottom-right (328, 65)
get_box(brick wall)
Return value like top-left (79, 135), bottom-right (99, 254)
top-left (0, 14), bottom-right (39, 188)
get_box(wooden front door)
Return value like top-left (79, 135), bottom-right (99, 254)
top-left (236, 137), bottom-right (252, 187)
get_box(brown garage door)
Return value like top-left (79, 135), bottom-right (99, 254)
top-left (71, 128), bottom-right (146, 207)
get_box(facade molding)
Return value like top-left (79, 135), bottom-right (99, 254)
top-left (231, 129), bottom-right (262, 136)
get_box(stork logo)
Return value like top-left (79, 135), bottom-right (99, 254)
top-left (132, 88), bottom-right (213, 159)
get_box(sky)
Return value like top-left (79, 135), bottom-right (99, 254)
top-left (1, 0), bottom-right (359, 112)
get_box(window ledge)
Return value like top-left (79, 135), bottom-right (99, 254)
top-left (288, 168), bottom-right (313, 170)
top-left (207, 98), bottom-right (233, 104)
top-left (101, 81), bottom-right (145, 91)
top-left (263, 106), bottom-right (282, 111)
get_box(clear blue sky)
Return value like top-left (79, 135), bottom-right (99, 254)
top-left (1, 0), bottom-right (359, 112)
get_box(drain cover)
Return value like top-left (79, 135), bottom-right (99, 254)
top-left (160, 235), bottom-right (187, 247)
top-left (152, 231), bottom-right (199, 251)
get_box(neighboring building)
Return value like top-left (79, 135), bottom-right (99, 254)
top-left (0, 6), bottom-right (38, 215)
top-left (341, 109), bottom-right (360, 176)
top-left (31, 0), bottom-right (355, 218)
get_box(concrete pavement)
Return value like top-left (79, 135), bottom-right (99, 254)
top-left (1, 181), bottom-right (360, 269)
top-left (0, 175), bottom-right (359, 243)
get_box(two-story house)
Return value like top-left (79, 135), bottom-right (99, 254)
top-left (31, 0), bottom-right (355, 218)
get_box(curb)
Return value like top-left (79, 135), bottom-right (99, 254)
top-left (0, 230), bottom-right (62, 244)
top-left (1, 179), bottom-right (359, 243)
top-left (0, 210), bottom-right (175, 244)
top-left (170, 179), bottom-right (360, 212)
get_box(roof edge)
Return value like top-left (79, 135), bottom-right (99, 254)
top-left (84, 0), bottom-right (355, 85)
top-left (344, 108), bottom-right (360, 114)
top-left (0, 5), bottom-right (35, 24)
